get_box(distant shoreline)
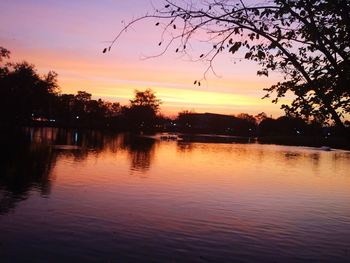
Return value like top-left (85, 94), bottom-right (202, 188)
top-left (1, 125), bottom-right (348, 151)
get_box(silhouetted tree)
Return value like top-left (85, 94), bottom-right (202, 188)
top-left (124, 89), bottom-right (162, 130)
top-left (107, 0), bottom-right (350, 134)
top-left (75, 90), bottom-right (92, 102)
top-left (236, 113), bottom-right (257, 125)
top-left (104, 101), bottom-right (121, 118)
top-left (255, 112), bottom-right (268, 124)
top-left (55, 94), bottom-right (75, 123)
top-left (130, 89), bottom-right (161, 112)
top-left (259, 116), bottom-right (309, 136)
top-left (0, 55), bottom-right (59, 124)
top-left (72, 91), bottom-right (91, 120)
top-left (0, 48), bottom-right (123, 128)
top-left (259, 117), bottom-right (278, 137)
top-left (177, 112), bottom-right (257, 136)
top-left (0, 46), bottom-right (10, 63)
top-left (235, 113), bottom-right (257, 135)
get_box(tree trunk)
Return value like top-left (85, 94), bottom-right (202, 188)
top-left (327, 105), bottom-right (349, 138)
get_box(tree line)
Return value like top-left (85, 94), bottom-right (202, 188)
top-left (0, 47), bottom-right (163, 130)
top-left (0, 46), bottom-right (348, 141)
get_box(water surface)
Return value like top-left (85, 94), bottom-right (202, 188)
top-left (0, 128), bottom-right (350, 262)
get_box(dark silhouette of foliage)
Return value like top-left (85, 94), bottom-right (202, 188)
top-left (1, 46), bottom-right (348, 147)
top-left (0, 56), bottom-right (59, 124)
top-left (130, 89), bottom-right (161, 112)
top-left (107, 0), bottom-right (350, 134)
top-left (177, 112), bottom-right (256, 136)
top-left (0, 48), bottom-right (123, 128)
top-left (255, 112), bottom-right (268, 124)
top-left (123, 89), bottom-right (162, 130)
top-left (0, 46), bottom-right (10, 62)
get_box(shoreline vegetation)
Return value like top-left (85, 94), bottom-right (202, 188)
top-left (0, 47), bottom-right (349, 150)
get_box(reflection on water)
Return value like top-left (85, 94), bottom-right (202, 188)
top-left (122, 135), bottom-right (156, 172)
top-left (0, 129), bottom-right (157, 215)
top-left (0, 127), bottom-right (350, 262)
top-left (0, 136), bottom-right (55, 215)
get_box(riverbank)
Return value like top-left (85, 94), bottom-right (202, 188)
top-left (148, 132), bottom-right (350, 150)
top-left (1, 125), bottom-right (349, 151)
top-left (258, 135), bottom-right (350, 150)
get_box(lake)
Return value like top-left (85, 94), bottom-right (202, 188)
top-left (0, 127), bottom-right (350, 262)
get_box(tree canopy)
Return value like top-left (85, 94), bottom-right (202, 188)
top-left (0, 47), bottom-right (122, 127)
top-left (0, 47), bottom-right (10, 62)
top-left (130, 89), bottom-right (162, 112)
top-left (124, 89), bottom-right (162, 130)
top-left (0, 50), bottom-right (59, 123)
top-left (106, 0), bottom-right (350, 134)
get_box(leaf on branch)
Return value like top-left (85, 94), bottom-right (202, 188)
top-left (173, 24), bottom-right (176, 29)
top-left (257, 70), bottom-right (269, 77)
top-left (176, 48), bottom-right (179, 53)
top-left (200, 54), bottom-right (204, 58)
top-left (158, 42), bottom-right (162, 46)
top-left (268, 42), bottom-right (277, 49)
top-left (258, 50), bottom-right (266, 59)
top-left (229, 42), bottom-right (241, 54)
top-left (194, 80), bottom-right (197, 85)
top-left (155, 22), bottom-right (160, 26)
top-left (245, 52), bottom-right (252, 59)
top-left (165, 4), bottom-right (170, 8)
top-left (102, 48), bottom-right (107, 53)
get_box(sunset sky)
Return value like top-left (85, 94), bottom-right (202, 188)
top-left (1, 0), bottom-right (289, 117)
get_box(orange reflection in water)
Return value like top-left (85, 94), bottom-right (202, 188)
top-left (52, 136), bottom-right (350, 228)
top-left (1, 129), bottom-right (350, 262)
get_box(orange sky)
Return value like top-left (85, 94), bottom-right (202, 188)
top-left (0, 0), bottom-right (289, 117)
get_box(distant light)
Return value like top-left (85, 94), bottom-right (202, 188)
top-left (76, 116), bottom-right (79, 119)
top-left (296, 130), bottom-right (300, 134)
top-left (328, 132), bottom-right (331, 136)
top-left (49, 119), bottom-right (56, 122)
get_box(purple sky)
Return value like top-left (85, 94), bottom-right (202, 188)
top-left (0, 0), bottom-right (287, 116)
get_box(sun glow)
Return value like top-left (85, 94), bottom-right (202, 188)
top-left (0, 0), bottom-right (287, 117)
